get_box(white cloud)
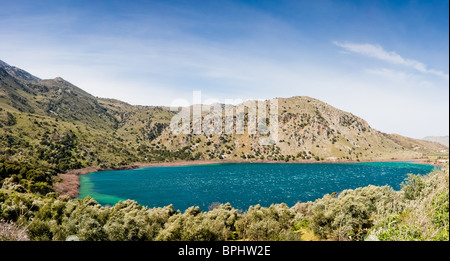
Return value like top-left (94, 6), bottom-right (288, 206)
top-left (333, 41), bottom-right (449, 80)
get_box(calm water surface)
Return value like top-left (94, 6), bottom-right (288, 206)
top-left (78, 162), bottom-right (437, 211)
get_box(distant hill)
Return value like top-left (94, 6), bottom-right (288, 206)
top-left (0, 59), bottom-right (448, 172)
top-left (423, 136), bottom-right (449, 148)
top-left (384, 133), bottom-right (448, 156)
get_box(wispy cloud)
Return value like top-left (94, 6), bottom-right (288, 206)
top-left (365, 68), bottom-right (412, 82)
top-left (364, 68), bottom-right (436, 90)
top-left (333, 41), bottom-right (449, 80)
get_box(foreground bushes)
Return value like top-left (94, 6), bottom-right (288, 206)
top-left (0, 193), bottom-right (300, 241)
top-left (0, 165), bottom-right (448, 241)
top-left (367, 167), bottom-right (449, 241)
top-left (295, 185), bottom-right (404, 241)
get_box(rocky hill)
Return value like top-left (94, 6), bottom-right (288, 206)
top-left (0, 60), bottom-right (40, 82)
top-left (0, 59), bottom-right (447, 172)
top-left (154, 96), bottom-right (429, 162)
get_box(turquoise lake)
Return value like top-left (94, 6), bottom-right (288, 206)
top-left (78, 162), bottom-right (438, 211)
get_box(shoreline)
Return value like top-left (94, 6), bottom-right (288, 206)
top-left (53, 158), bottom-right (439, 199)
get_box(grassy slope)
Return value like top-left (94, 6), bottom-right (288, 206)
top-left (385, 133), bottom-right (449, 158)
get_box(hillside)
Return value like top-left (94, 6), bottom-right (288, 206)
top-left (0, 60), bottom-right (40, 82)
top-left (385, 134), bottom-right (448, 158)
top-left (1, 59), bottom-right (448, 175)
top-left (153, 96), bottom-right (427, 162)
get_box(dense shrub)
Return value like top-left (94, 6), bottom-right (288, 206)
top-left (430, 191), bottom-right (449, 241)
top-left (236, 203), bottom-right (298, 241)
top-left (0, 161), bottom-right (55, 195)
top-left (368, 167), bottom-right (449, 241)
top-left (401, 174), bottom-right (426, 200)
top-left (155, 204), bottom-right (238, 241)
top-left (308, 185), bottom-right (402, 241)
top-left (104, 200), bottom-right (175, 241)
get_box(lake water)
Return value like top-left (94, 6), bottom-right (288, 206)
top-left (78, 162), bottom-right (438, 211)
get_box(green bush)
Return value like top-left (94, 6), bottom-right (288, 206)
top-left (430, 191), bottom-right (449, 241)
top-left (236, 204), bottom-right (298, 241)
top-left (368, 166), bottom-right (449, 241)
top-left (309, 185), bottom-right (401, 241)
top-left (401, 174), bottom-right (425, 200)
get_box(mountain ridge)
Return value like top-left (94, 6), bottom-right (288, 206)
top-left (0, 59), bottom-right (40, 82)
top-left (1, 59), bottom-right (448, 173)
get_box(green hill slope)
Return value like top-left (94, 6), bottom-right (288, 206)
top-left (1, 59), bottom-right (447, 175)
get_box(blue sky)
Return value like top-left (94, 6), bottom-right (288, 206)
top-left (0, 0), bottom-right (448, 138)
